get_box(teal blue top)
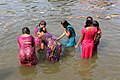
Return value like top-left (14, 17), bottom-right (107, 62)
top-left (66, 25), bottom-right (76, 38)
top-left (37, 25), bottom-right (41, 30)
top-left (62, 25), bottom-right (76, 47)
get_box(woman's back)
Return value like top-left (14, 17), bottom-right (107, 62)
top-left (18, 35), bottom-right (34, 49)
top-left (82, 27), bottom-right (97, 41)
top-left (17, 27), bottom-right (37, 65)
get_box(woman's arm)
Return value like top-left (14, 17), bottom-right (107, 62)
top-left (40, 43), bottom-right (44, 50)
top-left (64, 29), bottom-right (71, 37)
top-left (17, 37), bottom-right (20, 47)
top-left (99, 28), bottom-right (102, 38)
top-left (18, 43), bottom-right (20, 47)
top-left (57, 32), bottom-right (66, 40)
top-left (75, 32), bottom-right (83, 48)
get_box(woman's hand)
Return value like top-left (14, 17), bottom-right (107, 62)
top-left (57, 32), bottom-right (66, 41)
top-left (56, 38), bottom-right (59, 40)
top-left (75, 44), bottom-right (79, 48)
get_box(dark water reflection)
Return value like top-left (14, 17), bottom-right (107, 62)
top-left (0, 0), bottom-right (120, 80)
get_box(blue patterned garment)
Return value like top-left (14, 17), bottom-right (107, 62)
top-left (62, 25), bottom-right (76, 47)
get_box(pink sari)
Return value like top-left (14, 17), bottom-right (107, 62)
top-left (18, 35), bottom-right (37, 65)
top-left (81, 27), bottom-right (97, 58)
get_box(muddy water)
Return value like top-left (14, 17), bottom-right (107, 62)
top-left (0, 0), bottom-right (120, 80)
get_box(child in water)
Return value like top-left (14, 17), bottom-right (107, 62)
top-left (93, 20), bottom-right (102, 52)
top-left (35, 30), bottom-right (44, 51)
top-left (34, 21), bottom-right (47, 37)
top-left (57, 20), bottom-right (76, 47)
top-left (34, 21), bottom-right (47, 51)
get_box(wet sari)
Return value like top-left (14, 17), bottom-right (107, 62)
top-left (41, 33), bottom-right (62, 63)
top-left (18, 35), bottom-right (37, 65)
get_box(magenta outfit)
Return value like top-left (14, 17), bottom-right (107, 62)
top-left (35, 37), bottom-right (41, 47)
top-left (81, 27), bottom-right (97, 58)
top-left (34, 27), bottom-right (39, 37)
top-left (18, 35), bottom-right (37, 65)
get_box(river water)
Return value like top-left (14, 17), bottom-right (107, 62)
top-left (0, 0), bottom-right (120, 80)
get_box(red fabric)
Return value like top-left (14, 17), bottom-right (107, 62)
top-left (81, 27), bottom-right (97, 58)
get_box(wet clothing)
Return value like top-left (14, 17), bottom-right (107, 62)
top-left (34, 37), bottom-right (41, 51)
top-left (81, 27), bottom-right (97, 58)
top-left (35, 37), bottom-right (41, 46)
top-left (40, 33), bottom-right (62, 63)
top-left (62, 25), bottom-right (76, 47)
top-left (17, 35), bottom-right (37, 65)
top-left (34, 25), bottom-right (40, 36)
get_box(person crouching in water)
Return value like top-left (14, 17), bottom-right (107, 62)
top-left (34, 21), bottom-right (47, 52)
top-left (34, 20), bottom-right (47, 37)
top-left (57, 20), bottom-right (76, 47)
top-left (37, 28), bottom-right (62, 63)
top-left (17, 27), bottom-right (37, 66)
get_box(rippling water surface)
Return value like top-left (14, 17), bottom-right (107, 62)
top-left (0, 0), bottom-right (120, 80)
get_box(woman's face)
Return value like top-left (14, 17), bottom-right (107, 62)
top-left (40, 24), bottom-right (46, 28)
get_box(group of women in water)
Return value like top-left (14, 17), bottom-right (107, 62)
top-left (17, 16), bottom-right (102, 66)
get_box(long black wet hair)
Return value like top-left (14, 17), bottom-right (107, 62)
top-left (86, 16), bottom-right (93, 22)
top-left (61, 20), bottom-right (70, 28)
top-left (37, 20), bottom-right (47, 33)
top-left (85, 20), bottom-right (93, 28)
top-left (93, 20), bottom-right (99, 30)
top-left (22, 27), bottom-right (30, 34)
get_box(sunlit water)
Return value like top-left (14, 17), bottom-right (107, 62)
top-left (0, 0), bottom-right (120, 80)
